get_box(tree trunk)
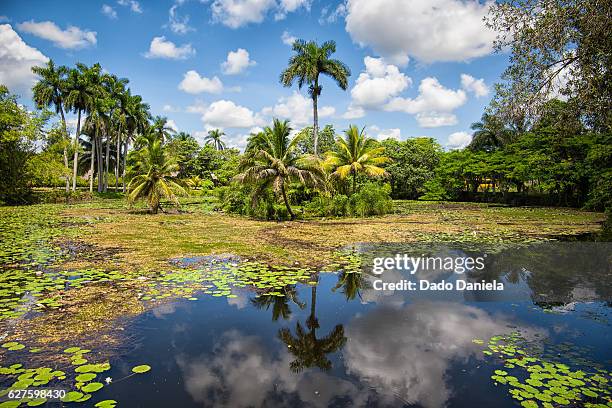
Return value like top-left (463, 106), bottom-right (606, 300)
top-left (97, 136), bottom-right (104, 193)
top-left (122, 139), bottom-right (129, 193)
top-left (280, 179), bottom-right (295, 220)
top-left (352, 170), bottom-right (357, 195)
top-left (59, 106), bottom-right (70, 192)
top-left (312, 77), bottom-right (320, 157)
top-left (115, 132), bottom-right (121, 191)
top-left (71, 108), bottom-right (82, 191)
top-left (104, 133), bottom-right (111, 192)
top-left (89, 133), bottom-right (96, 193)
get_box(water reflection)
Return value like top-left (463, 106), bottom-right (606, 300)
top-left (251, 285), bottom-right (305, 321)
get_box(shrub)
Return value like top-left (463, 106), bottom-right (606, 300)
top-left (348, 182), bottom-right (392, 216)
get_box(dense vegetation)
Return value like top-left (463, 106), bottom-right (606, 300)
top-left (0, 1), bottom-right (609, 223)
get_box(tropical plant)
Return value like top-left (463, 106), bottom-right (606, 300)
top-left (280, 40), bottom-right (350, 156)
top-left (31, 60), bottom-right (71, 191)
top-left (122, 92), bottom-right (150, 192)
top-left (150, 116), bottom-right (175, 143)
top-left (204, 129), bottom-right (226, 151)
top-left (251, 285), bottom-right (305, 321)
top-left (236, 119), bottom-right (324, 220)
top-left (325, 125), bottom-right (390, 194)
top-left (82, 97), bottom-right (111, 192)
top-left (65, 63), bottom-right (102, 190)
top-left (468, 113), bottom-right (515, 152)
top-left (127, 137), bottom-right (187, 214)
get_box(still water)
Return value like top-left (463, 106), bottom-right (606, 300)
top-left (93, 242), bottom-right (611, 407)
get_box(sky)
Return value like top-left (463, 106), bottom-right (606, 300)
top-left (0, 0), bottom-right (510, 150)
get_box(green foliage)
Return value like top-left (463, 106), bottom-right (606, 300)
top-left (166, 132), bottom-right (200, 178)
top-left (305, 183), bottom-right (392, 217)
top-left (381, 137), bottom-right (441, 199)
top-left (203, 129), bottom-right (226, 151)
top-left (296, 124), bottom-right (336, 155)
top-left (127, 136), bottom-right (187, 213)
top-left (325, 125), bottom-right (390, 194)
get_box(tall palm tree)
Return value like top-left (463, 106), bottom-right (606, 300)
top-left (82, 98), bottom-right (111, 192)
top-left (236, 119), bottom-right (323, 220)
top-left (278, 282), bottom-right (346, 373)
top-left (280, 40), bottom-right (350, 156)
top-left (65, 63), bottom-right (102, 190)
top-left (32, 60), bottom-right (71, 191)
top-left (325, 125), bottom-right (390, 194)
top-left (468, 113), bottom-right (514, 152)
top-left (150, 116), bottom-right (175, 143)
top-left (127, 136), bottom-right (187, 214)
top-left (204, 129), bottom-right (226, 151)
top-left (104, 74), bottom-right (129, 192)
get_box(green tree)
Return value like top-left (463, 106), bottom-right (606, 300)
top-left (166, 132), bottom-right (200, 178)
top-left (150, 116), bottom-right (175, 143)
top-left (468, 113), bottom-right (515, 152)
top-left (236, 119), bottom-right (323, 220)
top-left (31, 59), bottom-right (71, 191)
top-left (65, 63), bottom-right (102, 190)
top-left (325, 125), bottom-right (390, 194)
top-left (204, 129), bottom-right (226, 151)
top-left (122, 92), bottom-right (150, 192)
top-left (487, 0), bottom-right (611, 131)
top-left (280, 40), bottom-right (350, 156)
top-left (127, 137), bottom-right (187, 214)
top-left (382, 137), bottom-right (441, 199)
top-left (295, 124), bottom-right (336, 155)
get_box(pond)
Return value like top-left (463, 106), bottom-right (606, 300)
top-left (0, 243), bottom-right (611, 407)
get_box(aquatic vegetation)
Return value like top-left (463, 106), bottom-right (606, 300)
top-left (476, 332), bottom-right (611, 407)
top-left (0, 343), bottom-right (150, 407)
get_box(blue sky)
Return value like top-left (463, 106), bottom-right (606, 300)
top-left (1, 0), bottom-right (510, 150)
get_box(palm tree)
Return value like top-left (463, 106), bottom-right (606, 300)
top-left (82, 98), bottom-right (111, 192)
top-left (325, 125), bottom-right (390, 194)
top-left (468, 113), bottom-right (514, 152)
top-left (278, 281), bottom-right (346, 373)
top-left (150, 116), bottom-right (175, 143)
top-left (123, 93), bottom-right (150, 192)
top-left (280, 40), bottom-right (350, 156)
top-left (65, 63), bottom-right (102, 190)
top-left (236, 119), bottom-right (323, 220)
top-left (32, 60), bottom-right (71, 191)
top-left (104, 74), bottom-right (129, 192)
top-left (127, 136), bottom-right (187, 214)
top-left (204, 129), bottom-right (226, 151)
top-left (332, 271), bottom-right (369, 301)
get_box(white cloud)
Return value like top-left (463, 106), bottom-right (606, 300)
top-left (202, 100), bottom-right (264, 128)
top-left (186, 100), bottom-right (208, 114)
top-left (446, 131), bottom-right (472, 149)
top-left (179, 71), bottom-right (223, 94)
top-left (319, 3), bottom-right (346, 24)
top-left (211, 0), bottom-right (308, 28)
top-left (460, 74), bottom-right (489, 97)
top-left (118, 0), bottom-right (142, 13)
top-left (345, 0), bottom-right (497, 65)
top-left (384, 77), bottom-right (467, 127)
top-left (350, 57), bottom-right (411, 108)
top-left (281, 30), bottom-right (296, 46)
top-left (101, 4), bottom-right (118, 19)
top-left (262, 91), bottom-right (335, 126)
top-left (370, 125), bottom-right (401, 141)
top-left (0, 24), bottom-right (48, 96)
top-left (167, 4), bottom-right (194, 34)
top-left (163, 104), bottom-right (180, 112)
top-left (17, 20), bottom-right (96, 49)
top-left (275, 0), bottom-right (311, 20)
top-left (144, 36), bottom-right (195, 59)
top-left (211, 0), bottom-right (276, 28)
top-left (167, 119), bottom-right (179, 132)
top-left (341, 104), bottom-right (365, 119)
top-left (221, 48), bottom-right (256, 75)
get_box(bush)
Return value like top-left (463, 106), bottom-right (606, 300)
top-left (348, 182), bottom-right (393, 216)
top-left (215, 184), bottom-right (292, 221)
top-left (33, 189), bottom-right (94, 204)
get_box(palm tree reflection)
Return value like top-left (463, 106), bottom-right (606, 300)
top-left (251, 285), bottom-right (305, 321)
top-left (332, 271), bottom-right (369, 301)
top-left (278, 274), bottom-right (347, 373)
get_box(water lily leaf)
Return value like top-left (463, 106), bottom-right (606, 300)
top-left (81, 382), bottom-right (103, 393)
top-left (132, 365), bottom-right (151, 374)
top-left (95, 401), bottom-right (118, 408)
top-left (75, 373), bottom-right (97, 382)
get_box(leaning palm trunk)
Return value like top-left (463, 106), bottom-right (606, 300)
top-left (58, 108), bottom-right (70, 191)
top-left (71, 109), bottom-right (82, 191)
top-left (280, 179), bottom-right (295, 220)
top-left (89, 133), bottom-right (96, 193)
